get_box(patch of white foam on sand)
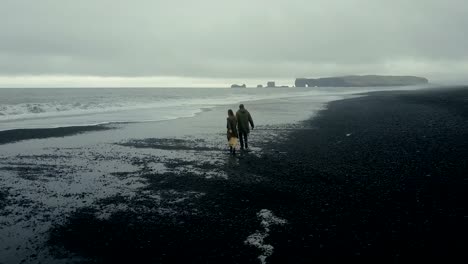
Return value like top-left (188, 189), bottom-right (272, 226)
top-left (245, 209), bottom-right (287, 264)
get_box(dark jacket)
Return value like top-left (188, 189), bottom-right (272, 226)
top-left (236, 109), bottom-right (254, 133)
top-left (226, 116), bottom-right (238, 140)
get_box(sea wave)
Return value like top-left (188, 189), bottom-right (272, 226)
top-left (0, 90), bottom-right (327, 123)
top-left (1, 86), bottom-right (423, 131)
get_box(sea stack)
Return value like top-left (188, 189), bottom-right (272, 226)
top-left (231, 84), bottom-right (247, 88)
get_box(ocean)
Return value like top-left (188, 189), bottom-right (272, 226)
top-left (0, 86), bottom-right (427, 131)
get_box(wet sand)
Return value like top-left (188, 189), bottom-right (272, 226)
top-left (0, 126), bottom-right (111, 145)
top-left (1, 87), bottom-right (467, 263)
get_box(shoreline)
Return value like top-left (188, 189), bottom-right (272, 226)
top-left (1, 87), bottom-right (467, 262)
top-left (0, 93), bottom-right (331, 146)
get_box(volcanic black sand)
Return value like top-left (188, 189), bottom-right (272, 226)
top-left (4, 87), bottom-right (467, 263)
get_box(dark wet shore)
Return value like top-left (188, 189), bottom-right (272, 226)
top-left (0, 189), bottom-right (8, 210)
top-left (4, 87), bottom-right (468, 263)
top-left (0, 125), bottom-right (111, 145)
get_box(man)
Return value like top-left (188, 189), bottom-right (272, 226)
top-left (236, 104), bottom-right (254, 150)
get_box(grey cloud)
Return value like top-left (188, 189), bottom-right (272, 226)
top-left (1, 0), bottom-right (468, 81)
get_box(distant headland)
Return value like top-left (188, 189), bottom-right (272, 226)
top-left (231, 75), bottom-right (429, 88)
top-left (295, 75), bottom-right (429, 87)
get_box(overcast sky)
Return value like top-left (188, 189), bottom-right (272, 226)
top-left (1, 0), bottom-right (467, 87)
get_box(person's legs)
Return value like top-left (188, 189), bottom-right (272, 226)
top-left (239, 131), bottom-right (245, 149)
top-left (244, 132), bottom-right (249, 149)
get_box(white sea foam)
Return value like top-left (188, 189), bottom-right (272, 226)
top-left (0, 90), bottom-right (322, 121)
top-left (245, 209), bottom-right (287, 264)
top-left (0, 89), bottom-right (331, 130)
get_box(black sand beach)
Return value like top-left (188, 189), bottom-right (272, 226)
top-left (1, 87), bottom-right (467, 263)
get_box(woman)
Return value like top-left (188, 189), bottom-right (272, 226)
top-left (226, 109), bottom-right (238, 155)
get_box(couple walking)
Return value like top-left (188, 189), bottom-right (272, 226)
top-left (226, 104), bottom-right (254, 155)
